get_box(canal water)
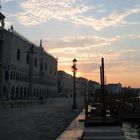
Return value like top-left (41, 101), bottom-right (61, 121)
top-left (57, 110), bottom-right (140, 140)
top-left (123, 122), bottom-right (140, 140)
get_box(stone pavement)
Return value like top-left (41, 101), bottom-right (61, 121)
top-left (57, 110), bottom-right (85, 140)
top-left (0, 97), bottom-right (84, 140)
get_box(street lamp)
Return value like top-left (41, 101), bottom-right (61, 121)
top-left (71, 58), bottom-right (77, 109)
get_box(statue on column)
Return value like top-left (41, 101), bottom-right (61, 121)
top-left (0, 12), bottom-right (5, 28)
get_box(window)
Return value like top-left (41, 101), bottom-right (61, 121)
top-left (35, 58), bottom-right (37, 67)
top-left (50, 66), bottom-right (52, 74)
top-left (5, 71), bottom-right (9, 80)
top-left (40, 63), bottom-right (43, 72)
top-left (11, 86), bottom-right (15, 99)
top-left (17, 49), bottom-right (20, 61)
top-left (45, 62), bottom-right (47, 71)
top-left (10, 73), bottom-right (13, 80)
top-left (55, 71), bottom-right (57, 76)
top-left (26, 54), bottom-right (29, 64)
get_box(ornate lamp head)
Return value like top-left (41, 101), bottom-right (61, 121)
top-left (73, 58), bottom-right (77, 66)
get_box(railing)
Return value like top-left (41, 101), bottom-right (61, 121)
top-left (0, 99), bottom-right (48, 109)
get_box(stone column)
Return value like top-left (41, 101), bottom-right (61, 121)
top-left (0, 29), bottom-right (4, 98)
top-left (28, 46), bottom-right (34, 98)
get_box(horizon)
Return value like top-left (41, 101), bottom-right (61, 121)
top-left (1, 0), bottom-right (140, 88)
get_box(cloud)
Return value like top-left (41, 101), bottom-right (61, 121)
top-left (45, 35), bottom-right (122, 68)
top-left (127, 49), bottom-right (137, 52)
top-left (1, 0), bottom-right (14, 3)
top-left (46, 35), bottom-right (120, 50)
top-left (15, 0), bottom-right (140, 30)
top-left (46, 35), bottom-right (121, 66)
top-left (127, 34), bottom-right (140, 39)
top-left (17, 0), bottom-right (89, 25)
top-left (55, 51), bottom-right (122, 66)
top-left (70, 7), bottom-right (140, 30)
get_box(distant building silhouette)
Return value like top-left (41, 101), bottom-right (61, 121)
top-left (57, 70), bottom-right (101, 98)
top-left (78, 77), bottom-right (88, 97)
top-left (58, 70), bottom-right (73, 97)
top-left (88, 80), bottom-right (100, 98)
top-left (107, 83), bottom-right (122, 94)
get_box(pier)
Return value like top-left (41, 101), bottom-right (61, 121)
top-left (80, 58), bottom-right (126, 140)
top-left (81, 126), bottom-right (126, 140)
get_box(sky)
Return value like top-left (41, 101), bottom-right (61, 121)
top-left (1, 0), bottom-right (140, 88)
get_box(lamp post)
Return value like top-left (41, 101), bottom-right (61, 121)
top-left (71, 58), bottom-right (77, 109)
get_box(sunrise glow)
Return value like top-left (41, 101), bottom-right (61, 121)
top-left (2, 0), bottom-right (140, 88)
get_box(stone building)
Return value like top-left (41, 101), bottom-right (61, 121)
top-left (58, 70), bottom-right (101, 99)
top-left (58, 70), bottom-right (73, 97)
top-left (0, 13), bottom-right (58, 100)
top-left (58, 71), bottom-right (86, 97)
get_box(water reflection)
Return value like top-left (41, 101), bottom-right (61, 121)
top-left (123, 122), bottom-right (140, 140)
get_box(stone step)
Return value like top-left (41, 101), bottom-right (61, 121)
top-left (81, 126), bottom-right (126, 140)
top-left (83, 131), bottom-right (124, 137)
top-left (82, 136), bottom-right (126, 140)
top-left (84, 126), bottom-right (122, 132)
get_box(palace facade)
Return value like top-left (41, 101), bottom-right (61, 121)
top-left (0, 13), bottom-right (58, 100)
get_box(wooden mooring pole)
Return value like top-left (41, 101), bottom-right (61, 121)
top-left (100, 58), bottom-right (106, 122)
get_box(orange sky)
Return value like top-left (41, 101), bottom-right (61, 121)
top-left (58, 60), bottom-right (140, 88)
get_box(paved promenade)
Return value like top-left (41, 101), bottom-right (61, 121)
top-left (0, 97), bottom-right (84, 140)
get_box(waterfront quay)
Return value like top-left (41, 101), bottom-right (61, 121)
top-left (0, 97), bottom-right (84, 140)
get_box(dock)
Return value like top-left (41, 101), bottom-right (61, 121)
top-left (81, 126), bottom-right (126, 140)
top-left (121, 113), bottom-right (140, 122)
